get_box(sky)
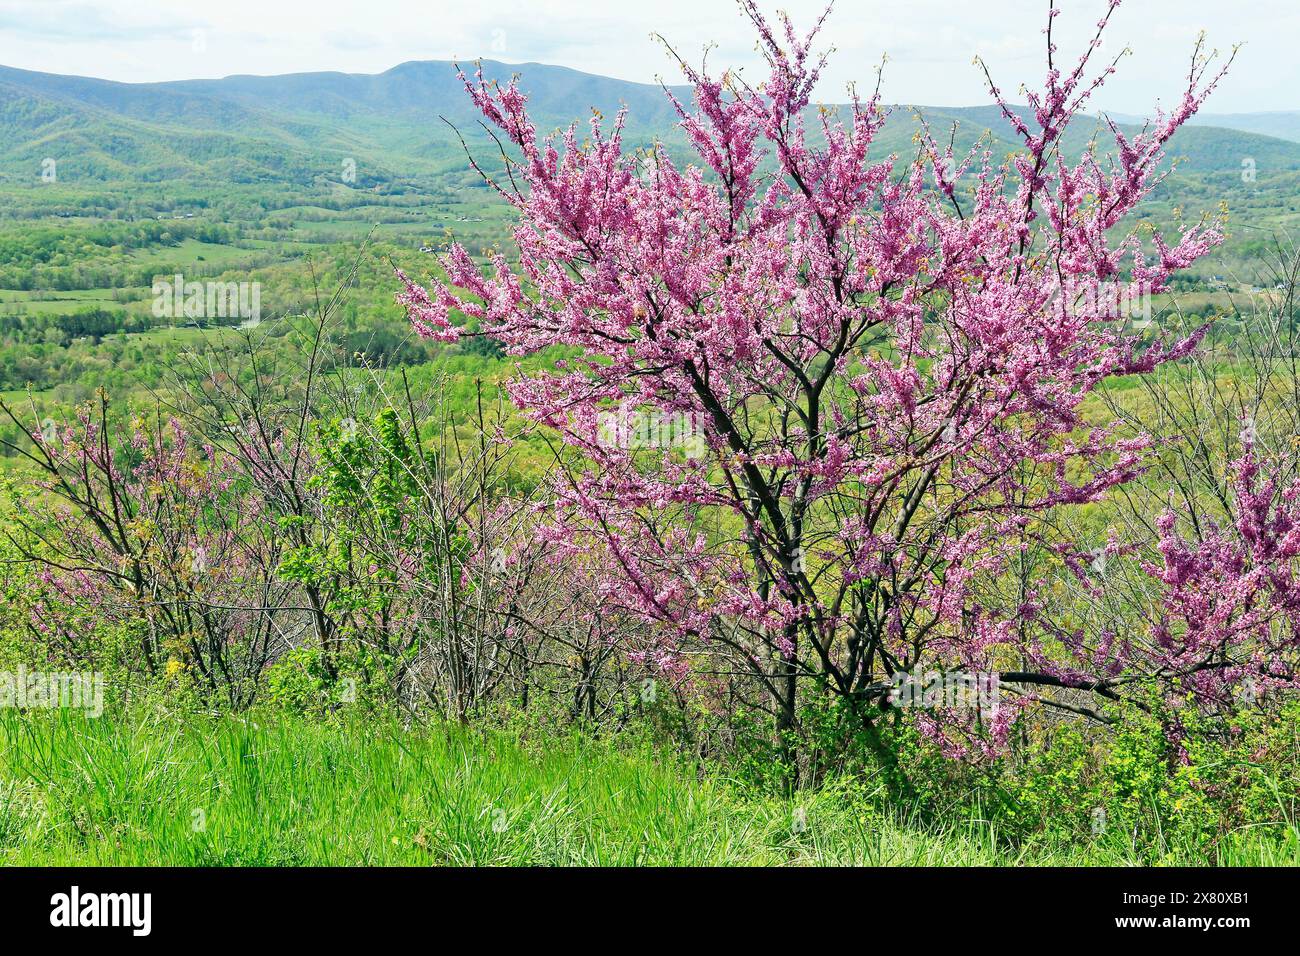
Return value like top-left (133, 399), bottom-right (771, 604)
top-left (0, 0), bottom-right (1295, 115)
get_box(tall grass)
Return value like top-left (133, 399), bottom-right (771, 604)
top-left (1, 710), bottom-right (1296, 866)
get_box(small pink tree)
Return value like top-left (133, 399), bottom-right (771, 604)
top-left (400, 1), bottom-right (1295, 764)
top-left (0, 396), bottom-right (285, 705)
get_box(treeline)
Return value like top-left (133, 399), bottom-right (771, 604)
top-left (0, 219), bottom-right (238, 265)
top-left (0, 219), bottom-right (244, 291)
top-left (0, 306), bottom-right (151, 346)
top-left (0, 325), bottom-right (165, 392)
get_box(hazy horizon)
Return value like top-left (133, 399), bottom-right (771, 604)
top-left (0, 0), bottom-right (1296, 115)
top-left (4, 53), bottom-right (1298, 122)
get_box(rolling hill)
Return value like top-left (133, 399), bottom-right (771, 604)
top-left (4, 59), bottom-right (1300, 187)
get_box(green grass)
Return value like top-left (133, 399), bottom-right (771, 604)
top-left (122, 238), bottom-right (261, 267)
top-left (2, 710), bottom-right (1297, 866)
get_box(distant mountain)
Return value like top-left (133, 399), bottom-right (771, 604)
top-left (3, 59), bottom-right (1299, 187)
top-left (1194, 112), bottom-right (1300, 144)
top-left (164, 61), bottom-right (693, 129)
top-left (1107, 108), bottom-right (1300, 145)
top-left (890, 103), bottom-right (1300, 173)
top-left (0, 60), bottom-right (700, 186)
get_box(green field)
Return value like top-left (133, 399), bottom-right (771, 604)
top-left (3, 711), bottom-right (1297, 866)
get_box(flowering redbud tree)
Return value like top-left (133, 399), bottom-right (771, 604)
top-left (400, 1), bottom-right (1297, 761)
top-left (0, 396), bottom-right (287, 706)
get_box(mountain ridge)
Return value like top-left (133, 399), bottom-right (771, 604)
top-left (3, 58), bottom-right (1298, 187)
